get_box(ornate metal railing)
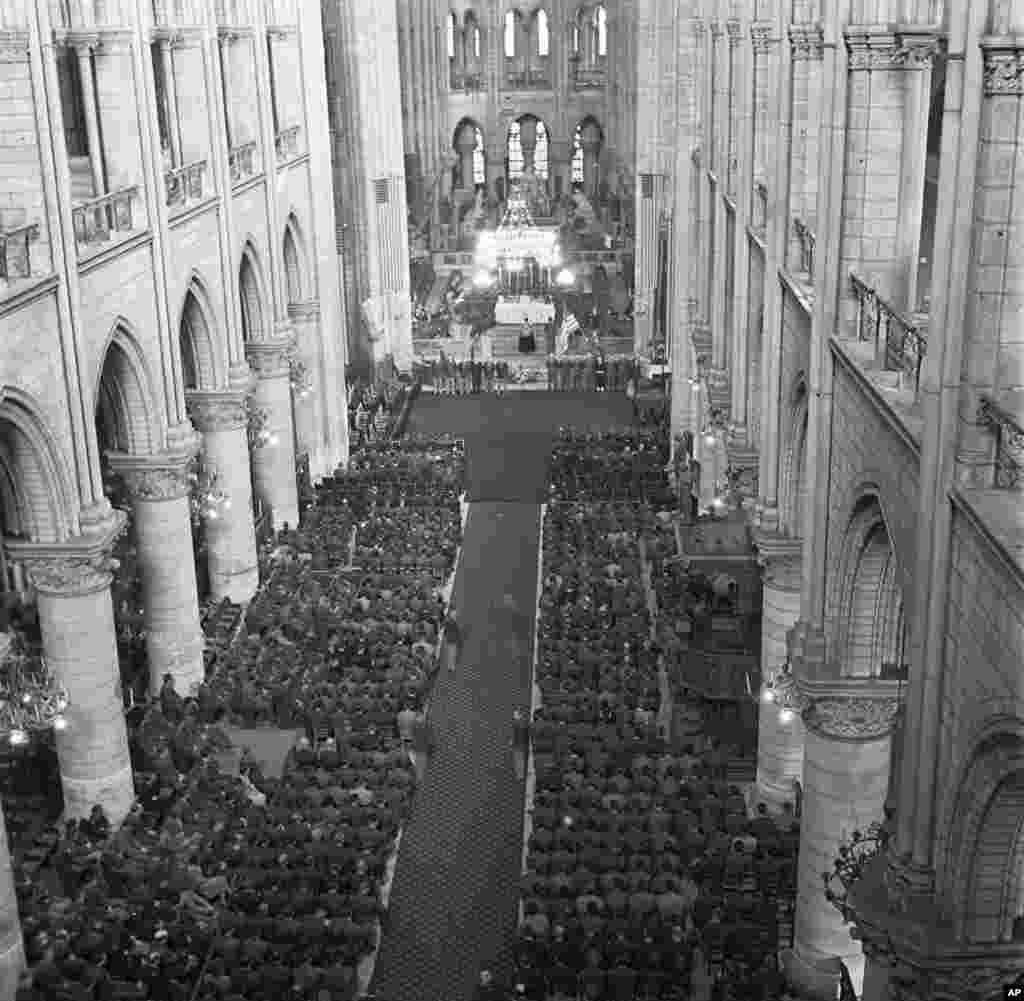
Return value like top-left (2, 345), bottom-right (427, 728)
top-left (571, 63), bottom-right (607, 88)
top-left (229, 141), bottom-right (259, 184)
top-left (850, 272), bottom-right (927, 394)
top-left (750, 181), bottom-right (767, 235)
top-left (165, 159), bottom-right (208, 210)
top-left (0, 223), bottom-right (40, 280)
top-left (976, 396), bottom-right (1024, 489)
top-left (72, 187), bottom-right (140, 251)
top-left (449, 70), bottom-right (484, 92)
top-left (275, 125), bottom-right (301, 164)
top-left (793, 217), bottom-right (815, 276)
top-left (823, 821), bottom-right (889, 924)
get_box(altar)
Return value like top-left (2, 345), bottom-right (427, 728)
top-left (495, 296), bottom-right (556, 326)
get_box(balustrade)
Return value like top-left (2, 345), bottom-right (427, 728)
top-left (71, 187), bottom-right (140, 252)
top-left (274, 126), bottom-right (301, 164)
top-left (0, 224), bottom-right (40, 281)
top-left (570, 63), bottom-right (606, 89)
top-left (793, 217), bottom-right (815, 277)
top-left (229, 141), bottom-right (259, 184)
top-left (504, 67), bottom-right (551, 89)
top-left (976, 396), bottom-right (1024, 490)
top-left (449, 70), bottom-right (484, 92)
top-left (165, 159), bottom-right (208, 210)
top-left (850, 272), bottom-right (928, 396)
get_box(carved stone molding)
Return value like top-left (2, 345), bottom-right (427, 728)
top-left (754, 532), bottom-right (804, 591)
top-left (287, 300), bottom-right (321, 322)
top-left (789, 23), bottom-right (824, 61)
top-left (802, 695), bottom-right (900, 740)
top-left (750, 22), bottom-right (776, 54)
top-left (690, 18), bottom-right (705, 43)
top-left (186, 390), bottom-right (250, 432)
top-left (106, 444), bottom-right (199, 502)
top-left (59, 30), bottom-right (101, 50)
top-left (0, 30), bottom-right (30, 58)
top-left (245, 337), bottom-right (294, 379)
top-left (845, 27), bottom-right (940, 71)
top-left (981, 38), bottom-right (1024, 96)
top-left (726, 18), bottom-right (741, 48)
top-left (709, 21), bottom-right (723, 41)
top-left (25, 555), bottom-right (119, 596)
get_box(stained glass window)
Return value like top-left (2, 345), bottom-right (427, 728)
top-left (447, 13), bottom-right (456, 60)
top-left (596, 5), bottom-right (607, 57)
top-left (473, 127), bottom-right (485, 185)
top-left (536, 9), bottom-right (549, 57)
top-left (508, 121), bottom-right (523, 178)
top-left (504, 10), bottom-right (516, 57)
top-left (571, 125), bottom-right (584, 183)
top-left (535, 121), bottom-right (549, 180)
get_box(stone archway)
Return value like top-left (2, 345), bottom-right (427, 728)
top-left (833, 495), bottom-right (906, 679)
top-left (779, 378), bottom-right (808, 538)
top-left (179, 279), bottom-right (221, 392)
top-left (239, 243), bottom-right (268, 343)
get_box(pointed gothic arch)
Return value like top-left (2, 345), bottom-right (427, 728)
top-left (0, 387), bottom-right (76, 544)
top-left (179, 279), bottom-right (221, 392)
top-left (283, 214), bottom-right (309, 305)
top-left (239, 242), bottom-right (269, 342)
top-left (94, 321), bottom-right (160, 457)
top-left (779, 376), bottom-right (809, 537)
top-left (832, 492), bottom-right (906, 679)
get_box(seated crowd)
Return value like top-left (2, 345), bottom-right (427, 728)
top-left (348, 376), bottom-right (411, 447)
top-left (10, 433), bottom-right (466, 1001)
top-left (514, 432), bottom-right (796, 1001)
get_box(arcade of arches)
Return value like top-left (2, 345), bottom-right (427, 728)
top-left (0, 1), bottom-right (1022, 1001)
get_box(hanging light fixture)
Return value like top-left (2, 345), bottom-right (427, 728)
top-left (0, 638), bottom-right (70, 746)
top-left (188, 452), bottom-right (230, 524)
top-left (289, 355), bottom-right (313, 401)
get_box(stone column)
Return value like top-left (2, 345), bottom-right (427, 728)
top-left (246, 336), bottom-right (299, 531)
top-left (710, 19), bottom-right (729, 371)
top-left (73, 37), bottom-right (106, 196)
top-left (107, 443), bottom-right (204, 697)
top-left (11, 527), bottom-right (135, 825)
top-left (186, 387), bottom-right (259, 603)
top-left (288, 300), bottom-right (322, 471)
top-left (754, 533), bottom-right (805, 811)
top-left (158, 38), bottom-right (182, 167)
top-left (0, 792), bottom-right (24, 999)
top-left (782, 694), bottom-right (899, 1000)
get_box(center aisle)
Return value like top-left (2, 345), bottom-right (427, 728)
top-left (369, 499), bottom-right (541, 1001)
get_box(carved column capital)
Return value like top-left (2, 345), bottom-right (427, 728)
top-left (63, 30), bottom-right (101, 51)
top-left (690, 18), bottom-right (705, 43)
top-left (845, 26), bottom-right (940, 70)
top-left (981, 37), bottom-right (1024, 96)
top-left (789, 23), bottom-right (824, 61)
top-left (186, 389), bottom-right (251, 431)
top-left (750, 22), bottom-right (776, 54)
top-left (725, 18), bottom-right (741, 48)
top-left (245, 335), bottom-right (294, 378)
top-left (754, 531), bottom-right (804, 591)
top-left (0, 30), bottom-right (30, 57)
top-left (106, 443), bottom-right (199, 502)
top-left (709, 21), bottom-right (723, 41)
top-left (802, 695), bottom-right (900, 740)
top-left (5, 517), bottom-right (128, 596)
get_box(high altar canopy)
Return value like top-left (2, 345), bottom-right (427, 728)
top-left (474, 188), bottom-right (562, 272)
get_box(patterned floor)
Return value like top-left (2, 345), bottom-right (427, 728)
top-left (372, 395), bottom-right (637, 1001)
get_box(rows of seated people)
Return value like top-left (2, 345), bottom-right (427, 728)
top-left (16, 702), bottom-right (410, 1001)
top-left (514, 436), bottom-right (796, 1001)
top-left (348, 377), bottom-right (409, 446)
top-left (548, 429), bottom-right (674, 506)
top-left (13, 432), bottom-right (467, 1000)
top-left (353, 505), bottom-right (461, 580)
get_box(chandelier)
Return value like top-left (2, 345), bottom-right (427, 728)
top-left (188, 453), bottom-right (230, 523)
top-left (760, 659), bottom-right (808, 725)
top-left (823, 821), bottom-right (889, 925)
top-left (0, 637), bottom-right (69, 746)
top-left (474, 188), bottom-right (563, 274)
top-left (289, 354), bottom-right (312, 401)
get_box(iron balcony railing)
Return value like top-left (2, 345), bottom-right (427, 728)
top-left (72, 187), bottom-right (140, 251)
top-left (274, 125), bottom-right (301, 164)
top-left (229, 141), bottom-right (259, 184)
top-left (165, 159), bottom-right (208, 210)
top-left (0, 223), bottom-right (40, 280)
top-left (976, 395), bottom-right (1024, 489)
top-left (793, 217), bottom-right (815, 277)
top-left (449, 70), bottom-right (484, 92)
top-left (504, 66), bottom-right (552, 89)
top-left (850, 272), bottom-right (927, 395)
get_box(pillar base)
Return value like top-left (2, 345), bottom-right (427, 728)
top-left (61, 762), bottom-right (135, 827)
top-left (0, 937), bottom-right (25, 1001)
top-left (211, 564), bottom-right (260, 605)
top-left (780, 945), bottom-right (843, 1001)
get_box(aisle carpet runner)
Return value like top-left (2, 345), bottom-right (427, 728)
top-left (369, 502), bottom-right (540, 1001)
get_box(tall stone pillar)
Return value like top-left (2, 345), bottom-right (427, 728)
top-left (10, 526), bottom-right (135, 825)
top-left (288, 300), bottom-right (323, 473)
top-left (107, 444), bottom-right (205, 696)
top-left (74, 39), bottom-right (106, 196)
top-left (709, 19), bottom-right (729, 371)
top-left (782, 693), bottom-right (899, 1000)
top-left (246, 335), bottom-right (300, 531)
top-left (0, 803), bottom-right (23, 999)
top-left (186, 388), bottom-right (259, 603)
top-left (754, 533), bottom-right (805, 811)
